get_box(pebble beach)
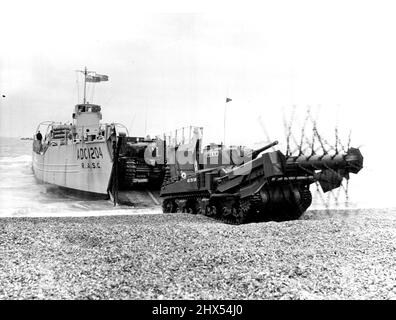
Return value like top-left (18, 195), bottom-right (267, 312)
top-left (1, 207), bottom-right (395, 300)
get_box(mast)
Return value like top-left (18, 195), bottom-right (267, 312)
top-left (76, 67), bottom-right (108, 104)
top-left (83, 66), bottom-right (87, 104)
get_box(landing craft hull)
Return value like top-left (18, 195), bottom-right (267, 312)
top-left (32, 140), bottom-right (113, 195)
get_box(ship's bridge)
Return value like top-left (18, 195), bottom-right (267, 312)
top-left (73, 103), bottom-right (102, 127)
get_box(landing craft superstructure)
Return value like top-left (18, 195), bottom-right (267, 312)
top-left (32, 68), bottom-right (165, 202)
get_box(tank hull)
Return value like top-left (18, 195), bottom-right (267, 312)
top-left (32, 140), bottom-right (113, 195)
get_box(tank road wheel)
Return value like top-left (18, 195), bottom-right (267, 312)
top-left (162, 199), bottom-right (171, 213)
top-left (211, 205), bottom-right (218, 217)
top-left (204, 205), bottom-right (215, 217)
top-left (204, 203), bottom-right (218, 218)
top-left (232, 199), bottom-right (250, 224)
top-left (176, 204), bottom-right (183, 213)
top-left (202, 198), bottom-right (219, 218)
top-left (218, 198), bottom-right (251, 225)
top-left (204, 206), bottom-right (212, 217)
top-left (186, 199), bottom-right (200, 215)
top-left (175, 199), bottom-right (186, 213)
top-left (162, 199), bottom-right (177, 213)
top-left (219, 197), bottom-right (237, 224)
top-left (221, 206), bottom-right (234, 224)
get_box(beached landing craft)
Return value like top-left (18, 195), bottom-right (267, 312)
top-left (32, 68), bottom-right (165, 205)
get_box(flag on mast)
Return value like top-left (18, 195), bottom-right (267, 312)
top-left (96, 74), bottom-right (109, 81)
top-left (86, 76), bottom-right (100, 82)
top-left (226, 97), bottom-right (232, 103)
top-left (86, 73), bottom-right (109, 82)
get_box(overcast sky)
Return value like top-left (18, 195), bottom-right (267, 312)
top-left (1, 0), bottom-right (396, 205)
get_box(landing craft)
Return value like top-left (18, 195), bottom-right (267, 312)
top-left (32, 68), bottom-right (165, 205)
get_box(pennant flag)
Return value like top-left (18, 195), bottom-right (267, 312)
top-left (226, 97), bottom-right (232, 103)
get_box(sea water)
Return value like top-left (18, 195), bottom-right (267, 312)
top-left (0, 137), bottom-right (161, 217)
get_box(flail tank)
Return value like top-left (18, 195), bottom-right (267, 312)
top-left (159, 126), bottom-right (364, 224)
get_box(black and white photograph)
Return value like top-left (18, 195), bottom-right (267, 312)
top-left (0, 0), bottom-right (395, 307)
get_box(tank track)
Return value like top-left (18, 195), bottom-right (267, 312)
top-left (148, 166), bottom-right (165, 188)
top-left (120, 158), bottom-right (136, 188)
top-left (164, 165), bottom-right (171, 183)
top-left (162, 186), bottom-right (313, 225)
top-left (119, 158), bottom-right (165, 189)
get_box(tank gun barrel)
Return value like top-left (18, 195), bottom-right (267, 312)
top-left (251, 140), bottom-right (279, 159)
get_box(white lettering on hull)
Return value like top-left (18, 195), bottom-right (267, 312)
top-left (77, 146), bottom-right (104, 160)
